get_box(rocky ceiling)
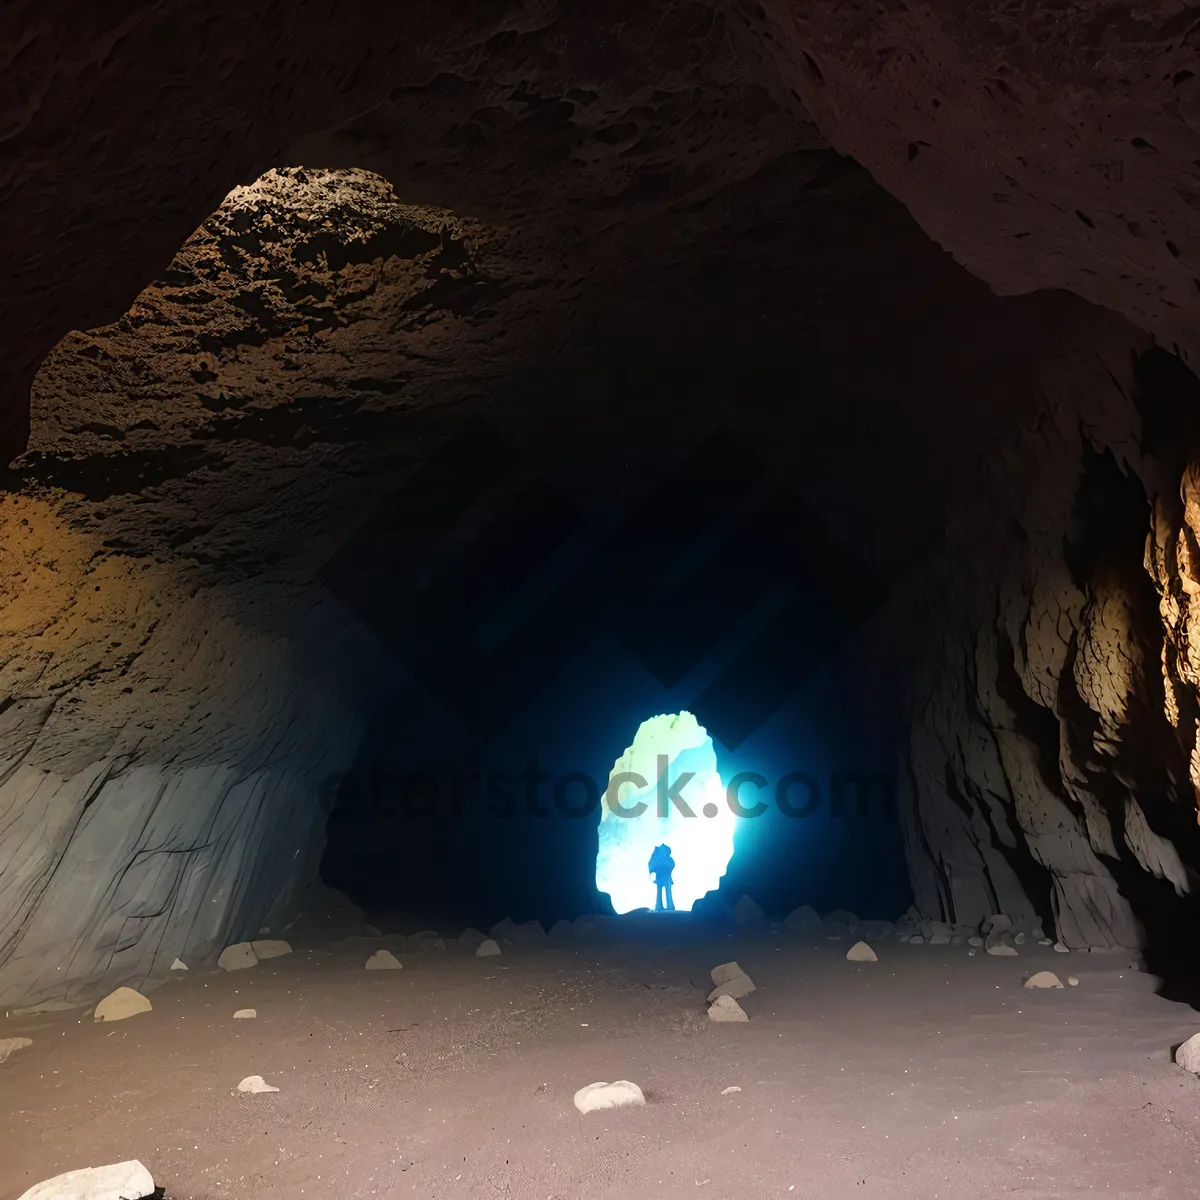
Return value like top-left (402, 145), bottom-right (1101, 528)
top-left (2, 1), bottom-right (1200, 1007)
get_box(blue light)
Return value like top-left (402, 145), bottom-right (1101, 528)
top-left (595, 711), bottom-right (735, 914)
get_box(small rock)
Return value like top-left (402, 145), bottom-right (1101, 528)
top-left (218, 942), bottom-right (258, 971)
top-left (721, 1085), bottom-right (741, 1094)
top-left (1177, 1032), bottom-right (1200, 1074)
top-left (981, 914), bottom-right (1012, 936)
top-left (846, 941), bottom-right (877, 962)
top-left (783, 904), bottom-right (822, 931)
top-left (476, 938), bottom-right (502, 957)
top-left (573, 1080), bottom-right (645, 1112)
top-left (365, 949), bottom-right (403, 970)
top-left (1038, 938), bottom-right (1052, 946)
top-left (709, 961), bottom-right (755, 1000)
top-left (237, 1075), bottom-right (279, 1093)
top-left (1053, 941), bottom-right (1070, 953)
top-left (1024, 971), bottom-right (1064, 989)
top-left (732, 894), bottom-right (764, 924)
top-left (1068, 976), bottom-right (1079, 986)
top-left (250, 939), bottom-right (292, 960)
top-left (16, 1160), bottom-right (155, 1200)
top-left (94, 987), bottom-right (152, 1023)
top-left (0, 1037), bottom-right (32, 1065)
top-left (1014, 932), bottom-right (1026, 945)
top-left (707, 993), bottom-right (749, 1022)
top-left (233, 1008), bottom-right (257, 1019)
top-left (170, 958), bottom-right (188, 971)
top-left (907, 934), bottom-right (924, 944)
top-left (986, 942), bottom-right (1019, 957)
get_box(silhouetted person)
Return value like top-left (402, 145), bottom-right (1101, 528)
top-left (648, 843), bottom-right (675, 912)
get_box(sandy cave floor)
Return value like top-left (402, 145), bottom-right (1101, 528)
top-left (3, 924), bottom-right (1200, 1200)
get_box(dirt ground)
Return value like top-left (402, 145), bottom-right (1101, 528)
top-left (4, 920), bottom-right (1200, 1200)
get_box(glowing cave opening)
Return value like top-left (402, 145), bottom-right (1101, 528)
top-left (594, 711), bottom-right (736, 914)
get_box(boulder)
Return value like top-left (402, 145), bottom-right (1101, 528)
top-left (456, 926), bottom-right (488, 952)
top-left (1177, 1032), bottom-right (1200, 1074)
top-left (93, 987), bottom-right (152, 1022)
top-left (476, 938), bottom-right (502, 957)
top-left (1024, 971), bottom-right (1064, 989)
top-left (16, 1160), bottom-right (155, 1200)
top-left (708, 961), bottom-right (755, 1001)
top-left (732, 894), bottom-right (764, 924)
top-left (365, 949), bottom-right (403, 970)
top-left (170, 958), bottom-right (188, 971)
top-left (233, 1008), bottom-right (257, 1018)
top-left (573, 1080), bottom-right (646, 1112)
top-left (218, 942), bottom-right (258, 971)
top-left (707, 994), bottom-right (749, 1022)
top-left (783, 904), bottom-right (822, 931)
top-left (846, 941), bottom-right (877, 962)
top-left (237, 1075), bottom-right (279, 1093)
top-left (250, 938), bottom-right (292, 960)
top-left (0, 1036), bottom-right (32, 1064)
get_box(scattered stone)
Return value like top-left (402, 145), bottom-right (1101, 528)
top-left (709, 961), bottom-right (755, 1000)
top-left (365, 949), bottom-right (403, 970)
top-left (732, 894), bottom-right (764, 924)
top-left (476, 938), bottom-right (502, 957)
top-left (1024, 971), bottom-right (1064, 989)
top-left (250, 939), bottom-right (292, 960)
top-left (707, 994), bottom-right (749, 1022)
top-left (170, 958), bottom-right (188, 971)
top-left (1038, 938), bottom-right (1053, 946)
top-left (237, 1075), bottom-right (279, 1093)
top-left (0, 1037), bottom-right (32, 1065)
top-left (1177, 1033), bottom-right (1200, 1074)
top-left (15, 1160), bottom-right (155, 1200)
top-left (1068, 976), bottom-right (1079, 986)
top-left (233, 1008), bottom-right (257, 1019)
top-left (1053, 941), bottom-right (1071, 954)
top-left (846, 941), bottom-right (877, 962)
top-left (986, 939), bottom-right (1019, 957)
top-left (573, 1080), bottom-right (646, 1113)
top-left (93, 987), bottom-right (152, 1023)
top-left (218, 942), bottom-right (258, 971)
top-left (721, 1085), bottom-right (741, 1094)
top-left (967, 936), bottom-right (984, 947)
top-left (981, 914), bottom-right (1012, 936)
top-left (783, 904), bottom-right (822, 931)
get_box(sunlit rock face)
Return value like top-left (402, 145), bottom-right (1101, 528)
top-left (595, 713), bottom-right (735, 915)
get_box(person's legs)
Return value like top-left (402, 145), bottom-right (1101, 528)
top-left (665, 882), bottom-right (675, 911)
top-left (655, 882), bottom-right (664, 912)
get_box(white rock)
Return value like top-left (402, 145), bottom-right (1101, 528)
top-left (1068, 976), bottom-right (1079, 986)
top-left (0, 1036), bottom-right (32, 1064)
top-left (218, 942), bottom-right (258, 971)
top-left (476, 938), bottom-right (502, 957)
top-left (365, 949), bottom-right (403, 970)
top-left (1014, 932), bottom-right (1027, 945)
top-left (233, 1008), bottom-right (257, 1019)
top-left (967, 935), bottom-right (983, 947)
top-left (846, 941), bottom-right (877, 962)
top-left (1177, 1033), bottom-right (1200, 1074)
top-left (707, 993), bottom-right (749, 1022)
top-left (721, 1085), bottom-right (742, 1094)
top-left (1053, 941), bottom-right (1070, 953)
top-left (16, 1160), bottom-right (154, 1200)
top-left (93, 987), bottom-right (152, 1022)
top-left (709, 961), bottom-right (755, 1000)
top-left (573, 1080), bottom-right (646, 1113)
top-left (986, 943), bottom-right (1019, 957)
top-left (170, 958), bottom-right (188, 971)
top-left (250, 939), bottom-right (292, 960)
top-left (732, 894), bottom-right (764, 924)
top-left (237, 1075), bottom-right (279, 1093)
top-left (1024, 971), bottom-right (1064, 989)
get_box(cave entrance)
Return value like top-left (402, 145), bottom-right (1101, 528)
top-left (595, 711), bottom-right (736, 914)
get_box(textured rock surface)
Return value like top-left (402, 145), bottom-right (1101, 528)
top-left (15, 1160), bottom-right (155, 1200)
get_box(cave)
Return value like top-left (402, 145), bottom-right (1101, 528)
top-left (4, 4), bottom-right (1200, 1197)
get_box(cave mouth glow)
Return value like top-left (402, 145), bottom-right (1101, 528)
top-left (594, 711), bottom-right (736, 915)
